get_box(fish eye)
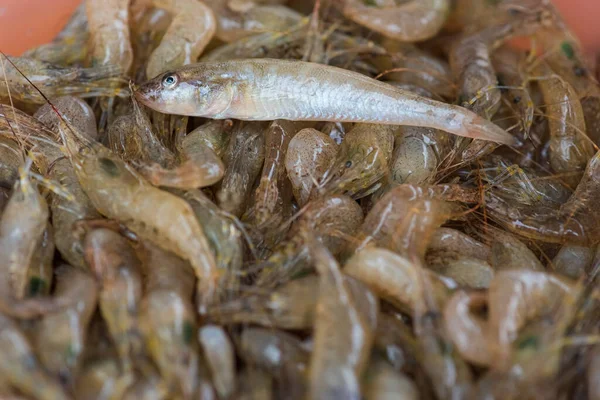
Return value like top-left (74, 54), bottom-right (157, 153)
top-left (162, 73), bottom-right (179, 89)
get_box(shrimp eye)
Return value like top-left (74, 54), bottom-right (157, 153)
top-left (99, 157), bottom-right (120, 177)
top-left (345, 160), bottom-right (353, 168)
top-left (162, 73), bottom-right (179, 88)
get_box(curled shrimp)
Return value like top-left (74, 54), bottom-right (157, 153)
top-left (35, 266), bottom-right (98, 385)
top-left (552, 244), bottom-right (595, 279)
top-left (216, 121), bottom-right (268, 217)
top-left (248, 120), bottom-right (312, 231)
top-left (146, 0), bottom-right (217, 79)
top-left (83, 228), bottom-right (145, 372)
top-left (342, 0), bottom-right (450, 42)
top-left (141, 243), bottom-right (199, 398)
top-left (487, 228), bottom-right (545, 271)
top-left (58, 118), bottom-right (219, 310)
top-left (198, 325), bottom-right (236, 399)
top-left (487, 269), bottom-right (577, 368)
top-left (533, 61), bottom-right (594, 187)
top-left (0, 313), bottom-right (70, 400)
top-left (208, 275), bottom-right (319, 329)
top-left (256, 194), bottom-right (363, 287)
top-left (205, 0), bottom-right (303, 43)
top-left (344, 247), bottom-right (454, 314)
top-left (321, 123), bottom-right (395, 200)
top-left (426, 227), bottom-right (491, 269)
top-left (86, 0), bottom-right (133, 72)
top-left (135, 59), bottom-right (517, 145)
top-left (0, 56), bottom-right (126, 104)
top-left (285, 127), bottom-right (337, 207)
top-left (306, 236), bottom-right (378, 400)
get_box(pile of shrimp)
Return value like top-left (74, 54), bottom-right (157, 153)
top-left (1, 0), bottom-right (600, 398)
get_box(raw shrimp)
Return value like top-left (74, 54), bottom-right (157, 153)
top-left (344, 247), bottom-right (454, 314)
top-left (249, 120), bottom-right (312, 229)
top-left (443, 290), bottom-right (490, 366)
top-left (140, 120), bottom-right (226, 189)
top-left (83, 228), bottom-right (145, 371)
top-left (0, 56), bottom-right (126, 104)
top-left (552, 244), bottom-right (595, 279)
top-left (198, 325), bottom-right (236, 399)
top-left (256, 194), bottom-right (363, 287)
top-left (342, 0), bottom-right (450, 42)
top-left (216, 121), bottom-right (267, 216)
top-left (321, 124), bottom-right (395, 200)
top-left (0, 137), bottom-right (22, 188)
top-left (186, 119), bottom-right (234, 159)
top-left (141, 243), bottom-right (199, 398)
top-left (208, 275), bottom-right (319, 329)
top-left (492, 47), bottom-right (535, 136)
top-left (306, 236), bottom-right (378, 400)
top-left (486, 150), bottom-right (600, 245)
top-left (357, 184), bottom-right (461, 258)
top-left (35, 96), bottom-right (99, 142)
top-left (86, 0), bottom-right (133, 72)
top-left (23, 3), bottom-right (89, 65)
top-left (146, 0), bottom-right (217, 79)
top-left (285, 128), bottom-right (337, 206)
top-left (363, 357), bottom-right (420, 400)
top-left (58, 119), bottom-right (219, 310)
top-left (239, 327), bottom-right (308, 399)
top-left (487, 269), bottom-right (577, 367)
top-left (0, 313), bottom-right (71, 400)
top-left (35, 266), bottom-right (98, 385)
top-left (487, 229), bottom-right (544, 271)
top-left (205, 0), bottom-right (303, 43)
top-left (25, 226), bottom-right (54, 297)
top-left (74, 356), bottom-right (135, 400)
top-left (433, 257), bottom-right (494, 289)
top-left (177, 188), bottom-right (243, 275)
top-left (135, 59), bottom-right (516, 145)
top-left (534, 61), bottom-right (594, 187)
top-left (426, 227), bottom-right (491, 269)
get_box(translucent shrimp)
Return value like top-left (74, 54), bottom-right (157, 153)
top-left (487, 269), bottom-right (577, 367)
top-left (0, 137), bottom-right (22, 189)
top-left (86, 0), bottom-right (133, 72)
top-left (239, 327), bottom-right (308, 399)
top-left (58, 119), bottom-right (219, 309)
top-left (492, 47), bottom-right (535, 136)
top-left (249, 120), bottom-right (312, 230)
top-left (207, 275), bottom-right (319, 329)
top-left (344, 247), bottom-right (454, 315)
top-left (256, 194), bottom-right (363, 287)
top-left (363, 357), bottom-right (420, 400)
top-left (140, 118), bottom-right (226, 189)
top-left (75, 356), bottom-right (135, 400)
top-left (35, 266), bottom-right (98, 385)
top-left (35, 96), bottom-right (99, 141)
top-left (321, 124), bottom-right (395, 199)
top-left (534, 61), bottom-right (594, 187)
top-left (141, 243), bottom-right (199, 398)
top-left (83, 228), bottom-right (145, 372)
top-left (433, 257), bottom-right (494, 289)
top-left (443, 290), bottom-right (490, 367)
top-left (486, 150), bottom-right (600, 245)
top-left (198, 325), bottom-right (236, 399)
top-left (23, 3), bottom-right (89, 65)
top-left (342, 0), bottom-right (450, 42)
top-left (0, 313), bottom-right (70, 400)
top-left (285, 127), bottom-right (337, 207)
top-left (146, 0), bottom-right (217, 79)
top-left (186, 119), bottom-right (234, 159)
top-left (0, 56), bottom-right (126, 105)
top-left (205, 0), bottom-right (303, 43)
top-left (357, 184), bottom-right (461, 258)
top-left (135, 59), bottom-right (516, 145)
top-left (216, 121), bottom-right (268, 216)
top-left (426, 227), bottom-right (491, 269)
top-left (487, 228), bottom-right (544, 271)
top-left (25, 225), bottom-right (54, 297)
top-left (552, 244), bottom-right (595, 279)
top-left (306, 236), bottom-right (378, 400)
